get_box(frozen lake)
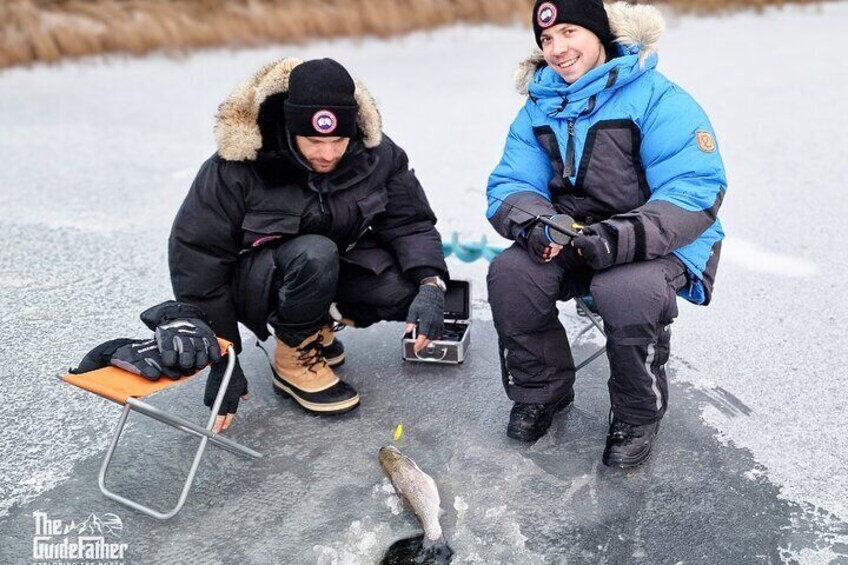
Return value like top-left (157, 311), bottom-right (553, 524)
top-left (1, 2), bottom-right (847, 563)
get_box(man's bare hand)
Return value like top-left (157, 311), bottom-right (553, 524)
top-left (212, 392), bottom-right (249, 433)
top-left (404, 323), bottom-right (433, 353)
top-left (543, 243), bottom-right (564, 262)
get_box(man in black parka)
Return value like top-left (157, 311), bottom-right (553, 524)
top-left (169, 58), bottom-right (448, 431)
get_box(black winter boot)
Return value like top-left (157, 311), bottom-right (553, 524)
top-left (602, 415), bottom-right (660, 468)
top-left (507, 389), bottom-right (575, 442)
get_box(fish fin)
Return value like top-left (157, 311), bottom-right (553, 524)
top-left (423, 474), bottom-right (440, 498)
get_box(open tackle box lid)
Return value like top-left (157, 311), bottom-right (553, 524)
top-left (445, 279), bottom-right (470, 322)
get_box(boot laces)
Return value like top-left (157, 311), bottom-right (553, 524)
top-left (609, 411), bottom-right (635, 440)
top-left (516, 402), bottom-right (547, 418)
top-left (297, 338), bottom-right (328, 373)
top-left (610, 419), bottom-right (636, 441)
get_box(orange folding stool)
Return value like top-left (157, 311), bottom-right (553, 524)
top-left (61, 339), bottom-right (262, 520)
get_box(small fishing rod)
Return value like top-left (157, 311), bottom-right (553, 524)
top-left (486, 192), bottom-right (585, 246)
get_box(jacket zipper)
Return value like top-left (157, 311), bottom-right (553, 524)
top-left (308, 172), bottom-right (327, 214)
top-left (563, 119), bottom-right (576, 178)
top-left (346, 225), bottom-right (373, 252)
top-left (562, 96), bottom-right (595, 180)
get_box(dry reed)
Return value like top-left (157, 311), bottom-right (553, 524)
top-left (0, 0), bottom-right (830, 69)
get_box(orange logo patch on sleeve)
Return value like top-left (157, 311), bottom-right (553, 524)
top-left (696, 131), bottom-right (716, 153)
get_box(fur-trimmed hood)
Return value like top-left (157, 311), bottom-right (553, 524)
top-left (214, 57), bottom-right (383, 162)
top-left (515, 2), bottom-right (665, 95)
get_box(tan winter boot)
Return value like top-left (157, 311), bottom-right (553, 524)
top-left (271, 332), bottom-right (359, 414)
top-left (318, 325), bottom-right (345, 367)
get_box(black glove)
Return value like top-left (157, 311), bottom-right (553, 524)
top-left (70, 338), bottom-right (181, 381)
top-left (516, 220), bottom-right (555, 264)
top-left (572, 224), bottom-right (618, 270)
top-left (140, 301), bottom-right (221, 372)
top-left (405, 284), bottom-right (445, 340)
top-left (203, 358), bottom-right (248, 416)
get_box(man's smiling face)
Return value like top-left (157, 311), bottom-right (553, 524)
top-left (540, 23), bottom-right (607, 84)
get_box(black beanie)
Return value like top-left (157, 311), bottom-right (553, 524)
top-left (532, 0), bottom-right (612, 50)
top-left (284, 58), bottom-right (358, 138)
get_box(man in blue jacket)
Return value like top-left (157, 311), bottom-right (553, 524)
top-left (486, 0), bottom-right (726, 467)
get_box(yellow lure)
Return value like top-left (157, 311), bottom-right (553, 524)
top-left (393, 424), bottom-right (405, 442)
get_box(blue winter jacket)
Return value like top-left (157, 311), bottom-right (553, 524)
top-left (486, 5), bottom-right (726, 305)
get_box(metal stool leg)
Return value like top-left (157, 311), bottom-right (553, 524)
top-left (98, 346), bottom-right (260, 520)
top-left (574, 297), bottom-right (607, 372)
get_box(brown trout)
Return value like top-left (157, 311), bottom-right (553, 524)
top-left (379, 446), bottom-right (453, 564)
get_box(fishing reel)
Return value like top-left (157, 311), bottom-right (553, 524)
top-left (542, 214), bottom-right (584, 246)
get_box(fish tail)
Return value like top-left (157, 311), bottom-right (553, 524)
top-left (420, 536), bottom-right (454, 563)
top-left (421, 533), bottom-right (448, 549)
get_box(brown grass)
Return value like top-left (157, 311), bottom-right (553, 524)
top-left (0, 0), bottom-right (831, 69)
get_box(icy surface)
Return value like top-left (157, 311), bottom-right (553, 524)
top-left (1, 2), bottom-right (848, 563)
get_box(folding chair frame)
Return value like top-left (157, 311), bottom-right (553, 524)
top-left (573, 296), bottom-right (607, 372)
top-left (96, 345), bottom-right (262, 520)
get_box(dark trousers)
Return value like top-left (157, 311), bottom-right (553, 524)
top-left (264, 235), bottom-right (417, 346)
top-left (487, 244), bottom-right (688, 425)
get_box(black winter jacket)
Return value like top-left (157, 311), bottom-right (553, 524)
top-left (168, 57), bottom-right (446, 349)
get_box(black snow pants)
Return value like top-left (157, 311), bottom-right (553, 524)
top-left (236, 235), bottom-right (418, 347)
top-left (487, 243), bottom-right (689, 425)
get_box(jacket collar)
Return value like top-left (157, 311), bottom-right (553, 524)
top-left (250, 136), bottom-right (379, 195)
top-left (514, 2), bottom-right (665, 115)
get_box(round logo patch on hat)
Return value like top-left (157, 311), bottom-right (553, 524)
top-left (312, 110), bottom-right (338, 135)
top-left (537, 2), bottom-right (558, 28)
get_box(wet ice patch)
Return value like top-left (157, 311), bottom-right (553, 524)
top-left (483, 505), bottom-right (506, 520)
top-left (314, 517), bottom-right (393, 565)
top-left (698, 386), bottom-right (753, 418)
top-left (721, 236), bottom-right (819, 277)
top-left (373, 479), bottom-right (402, 515)
top-left (454, 496), bottom-right (469, 516)
top-left (561, 472), bottom-right (599, 507)
top-left (745, 468), bottom-right (766, 482)
top-left (451, 493), bottom-right (546, 564)
top-left (780, 544), bottom-right (844, 565)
